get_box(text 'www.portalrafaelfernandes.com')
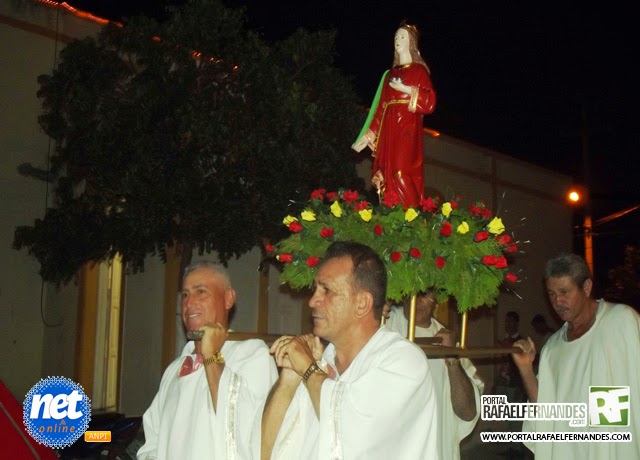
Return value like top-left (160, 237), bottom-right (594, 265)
top-left (480, 432), bottom-right (632, 443)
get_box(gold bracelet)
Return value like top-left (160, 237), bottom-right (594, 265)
top-left (302, 362), bottom-right (323, 382)
top-left (204, 351), bottom-right (224, 366)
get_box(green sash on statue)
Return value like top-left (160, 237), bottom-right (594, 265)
top-left (354, 70), bottom-right (389, 143)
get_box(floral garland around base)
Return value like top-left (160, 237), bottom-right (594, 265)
top-left (266, 188), bottom-right (519, 313)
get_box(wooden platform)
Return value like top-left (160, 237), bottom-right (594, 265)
top-left (227, 332), bottom-right (522, 357)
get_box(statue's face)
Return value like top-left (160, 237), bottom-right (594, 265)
top-left (394, 28), bottom-right (410, 54)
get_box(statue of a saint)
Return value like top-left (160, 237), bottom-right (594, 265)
top-left (352, 22), bottom-right (436, 207)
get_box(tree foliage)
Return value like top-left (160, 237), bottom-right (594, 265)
top-left (13, 0), bottom-right (364, 284)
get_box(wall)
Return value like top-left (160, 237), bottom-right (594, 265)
top-left (0, 1), bottom-right (89, 398)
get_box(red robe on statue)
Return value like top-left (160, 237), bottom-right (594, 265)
top-left (366, 63), bottom-right (436, 207)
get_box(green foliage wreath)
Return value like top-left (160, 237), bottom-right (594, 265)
top-left (267, 188), bottom-right (519, 313)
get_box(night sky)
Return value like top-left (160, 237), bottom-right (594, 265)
top-left (64, 1), bottom-right (640, 289)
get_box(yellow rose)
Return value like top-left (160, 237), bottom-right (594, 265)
top-left (283, 215), bottom-right (298, 225)
top-left (301, 210), bottom-right (316, 221)
top-left (487, 217), bottom-right (505, 235)
top-left (457, 221), bottom-right (470, 234)
top-left (330, 201), bottom-right (342, 217)
top-left (442, 202), bottom-right (452, 217)
top-left (404, 208), bottom-right (418, 222)
top-left (359, 209), bottom-right (373, 222)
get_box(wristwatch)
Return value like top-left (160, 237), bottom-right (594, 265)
top-left (302, 361), bottom-right (324, 382)
top-left (204, 351), bottom-right (225, 366)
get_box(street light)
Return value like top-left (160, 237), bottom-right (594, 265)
top-left (567, 187), bottom-right (640, 276)
top-left (566, 186), bottom-right (593, 274)
top-left (567, 190), bottom-right (580, 204)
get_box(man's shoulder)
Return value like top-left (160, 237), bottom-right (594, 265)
top-left (158, 354), bottom-right (187, 383)
top-left (354, 329), bottom-right (428, 380)
top-left (600, 300), bottom-right (639, 316)
top-left (598, 301), bottom-right (640, 329)
top-left (374, 328), bottom-right (427, 358)
top-left (225, 339), bottom-right (271, 361)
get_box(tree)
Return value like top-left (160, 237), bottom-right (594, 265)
top-left (13, 0), bottom-right (365, 284)
top-left (604, 244), bottom-right (640, 311)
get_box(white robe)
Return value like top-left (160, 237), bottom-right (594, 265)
top-left (270, 327), bottom-right (438, 459)
top-left (385, 307), bottom-right (484, 460)
top-left (137, 339), bottom-right (278, 460)
top-left (523, 300), bottom-right (640, 459)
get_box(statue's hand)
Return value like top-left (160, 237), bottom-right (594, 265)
top-left (389, 80), bottom-right (411, 95)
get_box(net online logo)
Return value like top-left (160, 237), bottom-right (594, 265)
top-left (23, 376), bottom-right (91, 449)
top-left (589, 386), bottom-right (630, 427)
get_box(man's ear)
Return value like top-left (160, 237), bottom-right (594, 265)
top-left (354, 291), bottom-right (374, 319)
top-left (225, 288), bottom-right (237, 311)
top-left (582, 279), bottom-right (593, 298)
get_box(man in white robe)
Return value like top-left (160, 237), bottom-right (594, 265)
top-left (138, 262), bottom-right (278, 460)
top-left (261, 241), bottom-right (438, 459)
top-left (513, 253), bottom-right (640, 459)
top-left (385, 291), bottom-right (484, 460)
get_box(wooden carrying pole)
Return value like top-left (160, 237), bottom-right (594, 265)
top-left (460, 311), bottom-right (468, 348)
top-left (407, 293), bottom-right (417, 342)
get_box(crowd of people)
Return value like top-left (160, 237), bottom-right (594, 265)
top-left (136, 244), bottom-right (639, 460)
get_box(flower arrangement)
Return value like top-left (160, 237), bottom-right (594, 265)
top-left (266, 188), bottom-right (518, 313)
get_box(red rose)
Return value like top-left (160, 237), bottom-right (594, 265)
top-left (390, 251), bottom-right (402, 263)
top-left (326, 191), bottom-right (340, 202)
top-left (382, 190), bottom-right (401, 208)
top-left (474, 231), bottom-right (489, 242)
top-left (288, 221), bottom-right (303, 233)
top-left (469, 204), bottom-right (482, 216)
top-left (265, 244), bottom-right (274, 253)
top-left (342, 189), bottom-right (359, 203)
top-left (278, 253), bottom-right (293, 263)
top-left (495, 256), bottom-right (508, 269)
top-left (435, 256), bottom-right (446, 269)
top-left (482, 255), bottom-right (497, 266)
top-left (353, 200), bottom-right (369, 211)
top-left (450, 201), bottom-right (458, 210)
top-left (496, 234), bottom-right (512, 245)
top-left (470, 203), bottom-right (492, 219)
top-left (374, 224), bottom-right (383, 236)
top-left (306, 256), bottom-right (320, 267)
top-left (505, 272), bottom-right (518, 283)
top-left (310, 188), bottom-right (326, 200)
top-left (409, 248), bottom-right (421, 258)
top-left (505, 243), bottom-right (518, 253)
top-left (420, 196), bottom-right (438, 213)
top-left (440, 221), bottom-right (452, 237)
top-left (320, 227), bottom-right (334, 238)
